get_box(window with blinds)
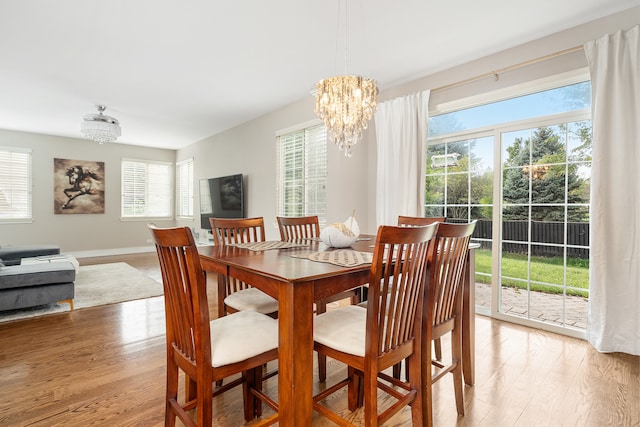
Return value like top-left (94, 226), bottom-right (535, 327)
top-left (0, 147), bottom-right (32, 222)
top-left (276, 122), bottom-right (327, 226)
top-left (176, 158), bottom-right (194, 219)
top-left (121, 158), bottom-right (173, 219)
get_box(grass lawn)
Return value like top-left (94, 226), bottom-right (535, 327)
top-left (474, 248), bottom-right (589, 298)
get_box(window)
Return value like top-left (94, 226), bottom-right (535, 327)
top-left (0, 147), bottom-right (32, 222)
top-left (427, 77), bottom-right (592, 336)
top-left (276, 121), bottom-right (327, 226)
top-left (176, 158), bottom-right (194, 219)
top-left (121, 158), bottom-right (173, 219)
top-left (429, 80), bottom-right (591, 137)
top-left (500, 120), bottom-right (591, 330)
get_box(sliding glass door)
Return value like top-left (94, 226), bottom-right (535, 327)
top-left (500, 119), bottom-right (591, 331)
top-left (425, 135), bottom-right (494, 313)
top-left (427, 78), bottom-right (592, 336)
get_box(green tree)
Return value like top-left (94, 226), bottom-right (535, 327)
top-left (425, 138), bottom-right (493, 220)
top-left (503, 126), bottom-right (588, 221)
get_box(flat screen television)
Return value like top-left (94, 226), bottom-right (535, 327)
top-left (199, 174), bottom-right (244, 229)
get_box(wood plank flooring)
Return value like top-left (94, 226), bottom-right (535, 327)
top-left (0, 252), bottom-right (638, 426)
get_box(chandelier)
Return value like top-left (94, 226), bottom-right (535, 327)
top-left (315, 75), bottom-right (378, 157)
top-left (80, 105), bottom-right (121, 144)
top-left (314, 0), bottom-right (378, 158)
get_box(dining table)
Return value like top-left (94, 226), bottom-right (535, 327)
top-left (198, 236), bottom-right (478, 426)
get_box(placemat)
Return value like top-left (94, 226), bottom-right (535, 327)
top-left (292, 250), bottom-right (373, 267)
top-left (229, 240), bottom-right (310, 251)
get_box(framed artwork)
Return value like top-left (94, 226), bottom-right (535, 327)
top-left (54, 158), bottom-right (105, 214)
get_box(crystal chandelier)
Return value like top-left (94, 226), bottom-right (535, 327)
top-left (314, 0), bottom-right (378, 158)
top-left (80, 105), bottom-right (121, 144)
top-left (315, 75), bottom-right (378, 157)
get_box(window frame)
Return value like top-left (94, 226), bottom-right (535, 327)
top-left (427, 74), bottom-right (592, 339)
top-left (175, 157), bottom-right (194, 220)
top-left (120, 158), bottom-right (174, 221)
top-left (430, 68), bottom-right (590, 118)
top-left (276, 119), bottom-right (328, 227)
top-left (0, 146), bottom-right (32, 223)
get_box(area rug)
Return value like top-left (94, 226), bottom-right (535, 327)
top-left (0, 262), bottom-right (163, 323)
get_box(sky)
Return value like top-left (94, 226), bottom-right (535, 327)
top-left (429, 81), bottom-right (591, 137)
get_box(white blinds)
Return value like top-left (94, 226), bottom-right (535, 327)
top-left (176, 158), bottom-right (194, 218)
top-left (276, 123), bottom-right (327, 226)
top-left (0, 147), bottom-right (32, 221)
top-left (121, 158), bottom-right (173, 218)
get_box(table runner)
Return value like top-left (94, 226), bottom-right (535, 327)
top-left (228, 240), bottom-right (310, 251)
top-left (292, 250), bottom-right (373, 267)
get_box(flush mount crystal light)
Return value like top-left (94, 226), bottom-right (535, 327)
top-left (80, 105), bottom-right (121, 144)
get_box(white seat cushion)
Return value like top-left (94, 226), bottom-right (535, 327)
top-left (314, 305), bottom-right (367, 357)
top-left (224, 287), bottom-right (278, 314)
top-left (210, 310), bottom-right (278, 367)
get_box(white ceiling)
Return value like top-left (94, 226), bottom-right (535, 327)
top-left (0, 0), bottom-right (637, 150)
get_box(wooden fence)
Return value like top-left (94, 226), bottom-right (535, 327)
top-left (453, 219), bottom-right (589, 259)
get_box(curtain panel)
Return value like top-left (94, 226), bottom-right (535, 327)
top-left (373, 90), bottom-right (430, 227)
top-left (584, 25), bottom-right (640, 355)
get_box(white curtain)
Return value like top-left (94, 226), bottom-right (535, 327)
top-left (374, 90), bottom-right (430, 227)
top-left (584, 25), bottom-right (640, 355)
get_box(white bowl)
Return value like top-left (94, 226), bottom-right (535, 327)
top-left (320, 217), bottom-right (360, 248)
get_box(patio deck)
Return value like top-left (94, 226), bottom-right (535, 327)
top-left (475, 283), bottom-right (588, 330)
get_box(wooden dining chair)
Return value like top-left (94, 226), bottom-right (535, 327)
top-left (209, 217), bottom-right (278, 318)
top-left (397, 215), bottom-right (446, 365)
top-left (276, 215), bottom-right (321, 240)
top-left (421, 221), bottom-right (476, 427)
top-left (277, 215), bottom-right (363, 382)
top-left (312, 223), bottom-right (437, 426)
top-left (149, 225), bottom-right (279, 427)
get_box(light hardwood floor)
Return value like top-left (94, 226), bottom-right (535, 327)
top-left (0, 252), bottom-right (638, 426)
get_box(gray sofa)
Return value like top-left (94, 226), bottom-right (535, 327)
top-left (0, 244), bottom-right (61, 266)
top-left (0, 245), bottom-right (75, 312)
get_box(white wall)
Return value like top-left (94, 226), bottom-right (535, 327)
top-left (0, 129), bottom-right (175, 256)
top-left (176, 96), bottom-right (375, 241)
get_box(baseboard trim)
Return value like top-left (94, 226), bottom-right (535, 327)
top-left (68, 246), bottom-right (155, 260)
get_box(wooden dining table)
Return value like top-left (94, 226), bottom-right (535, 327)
top-left (198, 237), bottom-right (477, 426)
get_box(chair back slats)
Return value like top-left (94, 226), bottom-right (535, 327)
top-left (210, 217), bottom-right (266, 294)
top-left (277, 216), bottom-right (320, 240)
top-left (397, 216), bottom-right (445, 227)
top-left (395, 215), bottom-right (446, 341)
top-left (367, 224), bottom-right (438, 357)
top-left (427, 222), bottom-right (476, 330)
top-left (210, 217), bottom-right (266, 247)
top-left (150, 226), bottom-right (212, 369)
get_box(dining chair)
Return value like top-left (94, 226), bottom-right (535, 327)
top-left (397, 215), bottom-right (446, 365)
top-left (149, 225), bottom-right (279, 427)
top-left (277, 215), bottom-right (363, 382)
top-left (209, 217), bottom-right (278, 318)
top-left (312, 223), bottom-right (437, 426)
top-left (276, 215), bottom-right (321, 240)
top-left (421, 221), bottom-right (476, 427)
